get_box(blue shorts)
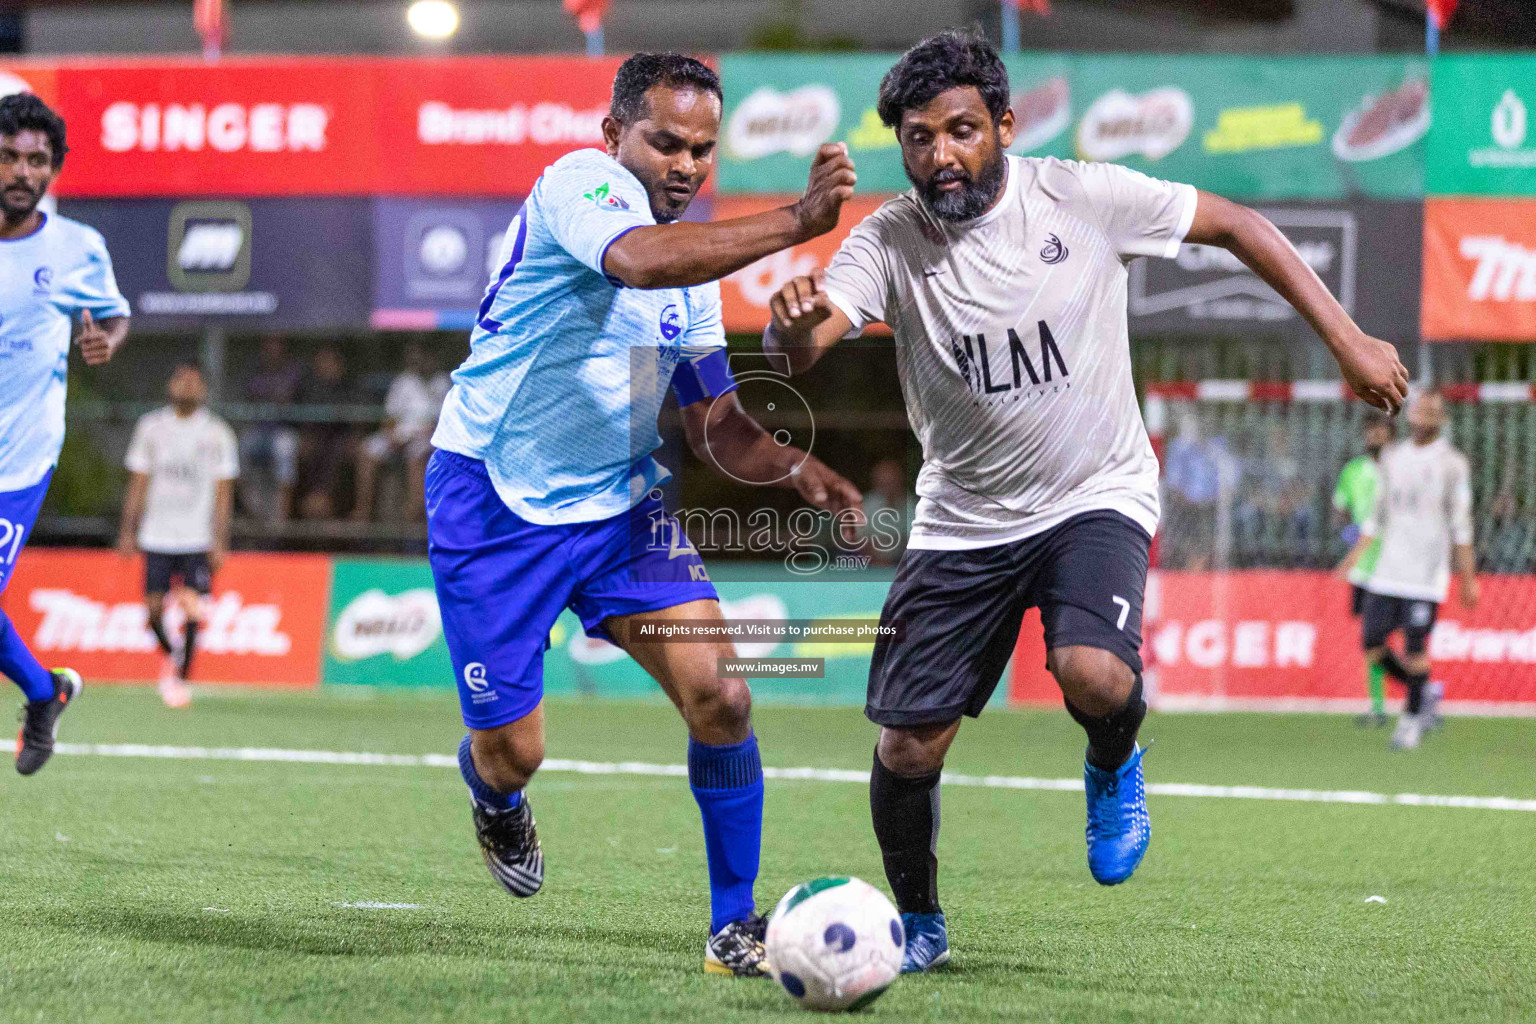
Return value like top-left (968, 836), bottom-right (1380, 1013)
top-left (0, 471), bottom-right (52, 595)
top-left (425, 450), bottom-right (718, 730)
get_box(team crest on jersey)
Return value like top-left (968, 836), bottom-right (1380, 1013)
top-left (582, 182), bottom-right (631, 211)
top-left (1040, 233), bottom-right (1069, 265)
top-left (32, 267), bottom-right (53, 295)
top-left (659, 303), bottom-right (682, 341)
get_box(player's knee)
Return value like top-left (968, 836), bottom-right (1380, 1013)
top-left (683, 675), bottom-right (753, 735)
top-left (145, 594), bottom-right (165, 619)
top-left (471, 727), bottom-right (544, 791)
top-left (876, 727), bottom-right (945, 777)
top-left (1050, 646), bottom-right (1134, 717)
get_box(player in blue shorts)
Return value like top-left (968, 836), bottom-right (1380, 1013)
top-left (1, 92), bottom-right (131, 774)
top-left (426, 53), bottom-right (860, 976)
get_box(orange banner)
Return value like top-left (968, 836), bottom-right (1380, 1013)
top-left (717, 195), bottom-right (891, 333)
top-left (1421, 197), bottom-right (1536, 342)
top-left (0, 550), bottom-right (330, 687)
top-left (1012, 570), bottom-right (1536, 709)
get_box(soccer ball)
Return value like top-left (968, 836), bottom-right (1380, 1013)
top-left (766, 876), bottom-right (904, 1012)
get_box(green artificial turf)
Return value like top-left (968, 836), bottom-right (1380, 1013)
top-left (1, 688), bottom-right (1532, 1022)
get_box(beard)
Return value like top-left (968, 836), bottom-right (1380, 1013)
top-left (908, 146), bottom-right (1007, 223)
top-left (1366, 443), bottom-right (1385, 459)
top-left (1, 184), bottom-right (42, 221)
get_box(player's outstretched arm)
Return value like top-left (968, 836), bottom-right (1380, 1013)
top-left (603, 144), bottom-right (856, 290)
top-left (680, 390), bottom-right (862, 517)
top-left (762, 270), bottom-right (853, 376)
top-left (1185, 191), bottom-right (1408, 414)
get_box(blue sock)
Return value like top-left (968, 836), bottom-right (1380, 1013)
top-left (689, 732), bottom-right (764, 934)
top-left (0, 610), bottom-right (54, 703)
top-left (458, 734), bottom-right (521, 811)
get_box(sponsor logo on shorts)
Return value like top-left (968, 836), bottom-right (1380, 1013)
top-left (464, 661), bottom-right (489, 691)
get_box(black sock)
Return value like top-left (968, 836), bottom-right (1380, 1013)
top-left (149, 613), bottom-right (174, 655)
top-left (181, 619), bottom-right (200, 680)
top-left (1065, 675), bottom-right (1147, 772)
top-left (1405, 670), bottom-right (1429, 715)
top-left (870, 749), bottom-right (941, 916)
top-left (1378, 649), bottom-right (1411, 684)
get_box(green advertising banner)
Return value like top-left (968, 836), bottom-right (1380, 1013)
top-left (1427, 55), bottom-right (1536, 196)
top-left (717, 52), bottom-right (1429, 201)
top-left (323, 558), bottom-right (981, 708)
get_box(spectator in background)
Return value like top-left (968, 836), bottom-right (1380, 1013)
top-left (862, 459), bottom-right (911, 566)
top-left (1483, 485), bottom-right (1534, 574)
top-left (353, 340), bottom-right (449, 522)
top-left (295, 346), bottom-right (360, 520)
top-left (1162, 409), bottom-right (1230, 570)
top-left (238, 336), bottom-right (303, 523)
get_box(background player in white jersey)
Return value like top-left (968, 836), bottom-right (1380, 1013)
top-left (0, 92), bottom-right (130, 774)
top-left (1341, 390), bottom-right (1477, 751)
top-left (426, 53), bottom-right (861, 976)
top-left (766, 30), bottom-right (1410, 972)
top-left (117, 364), bottom-right (238, 709)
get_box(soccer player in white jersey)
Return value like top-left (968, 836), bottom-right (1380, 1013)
top-left (765, 31), bottom-right (1410, 972)
top-left (117, 364), bottom-right (238, 709)
top-left (426, 54), bottom-right (861, 976)
top-left (1341, 390), bottom-right (1477, 751)
top-left (1, 93), bottom-right (130, 775)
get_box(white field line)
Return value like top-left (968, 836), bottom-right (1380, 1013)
top-left (47, 743), bottom-right (1536, 814)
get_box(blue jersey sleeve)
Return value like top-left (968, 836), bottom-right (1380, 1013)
top-left (671, 283), bottom-right (733, 407)
top-left (60, 228), bottom-right (131, 320)
top-left (539, 153), bottom-right (654, 286)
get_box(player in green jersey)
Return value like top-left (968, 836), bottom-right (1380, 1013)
top-left (1334, 411), bottom-right (1393, 725)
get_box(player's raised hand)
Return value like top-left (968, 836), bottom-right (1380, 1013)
top-left (769, 270), bottom-right (835, 340)
top-left (792, 143), bottom-right (856, 238)
top-left (1337, 334), bottom-right (1409, 414)
top-left (76, 310), bottom-right (114, 366)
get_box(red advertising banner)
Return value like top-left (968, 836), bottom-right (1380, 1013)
top-left (1011, 570), bottom-right (1536, 710)
top-left (715, 194), bottom-right (892, 333)
top-left (0, 550), bottom-right (330, 687)
top-left (1422, 197), bottom-right (1536, 342)
top-left (0, 56), bottom-right (624, 197)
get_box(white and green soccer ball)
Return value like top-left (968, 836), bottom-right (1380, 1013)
top-left (766, 876), bottom-right (904, 1012)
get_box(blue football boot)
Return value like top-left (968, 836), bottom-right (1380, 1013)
top-left (1083, 744), bottom-right (1151, 885)
top-left (899, 911), bottom-right (949, 974)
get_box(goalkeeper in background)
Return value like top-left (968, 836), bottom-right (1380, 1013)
top-left (1333, 411), bottom-right (1393, 727)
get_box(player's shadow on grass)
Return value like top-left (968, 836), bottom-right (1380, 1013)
top-left (37, 904), bottom-right (693, 964)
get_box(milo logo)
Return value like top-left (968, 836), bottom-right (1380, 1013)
top-left (332, 588), bottom-right (442, 661)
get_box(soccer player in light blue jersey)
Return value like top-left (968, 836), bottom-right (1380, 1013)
top-left (427, 53), bottom-right (861, 976)
top-left (0, 93), bottom-right (131, 775)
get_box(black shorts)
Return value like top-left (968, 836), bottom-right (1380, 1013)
top-left (1351, 584), bottom-right (1368, 618)
top-left (144, 552), bottom-right (213, 596)
top-left (1361, 592), bottom-right (1438, 655)
top-left (866, 510), bottom-right (1149, 727)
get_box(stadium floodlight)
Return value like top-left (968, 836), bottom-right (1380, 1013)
top-left (407, 0), bottom-right (459, 39)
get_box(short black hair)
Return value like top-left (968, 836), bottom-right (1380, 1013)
top-left (877, 28), bottom-right (1010, 131)
top-left (0, 92), bottom-right (68, 168)
top-left (610, 52), bottom-right (722, 124)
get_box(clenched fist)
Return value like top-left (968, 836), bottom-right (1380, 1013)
top-left (792, 143), bottom-right (857, 239)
